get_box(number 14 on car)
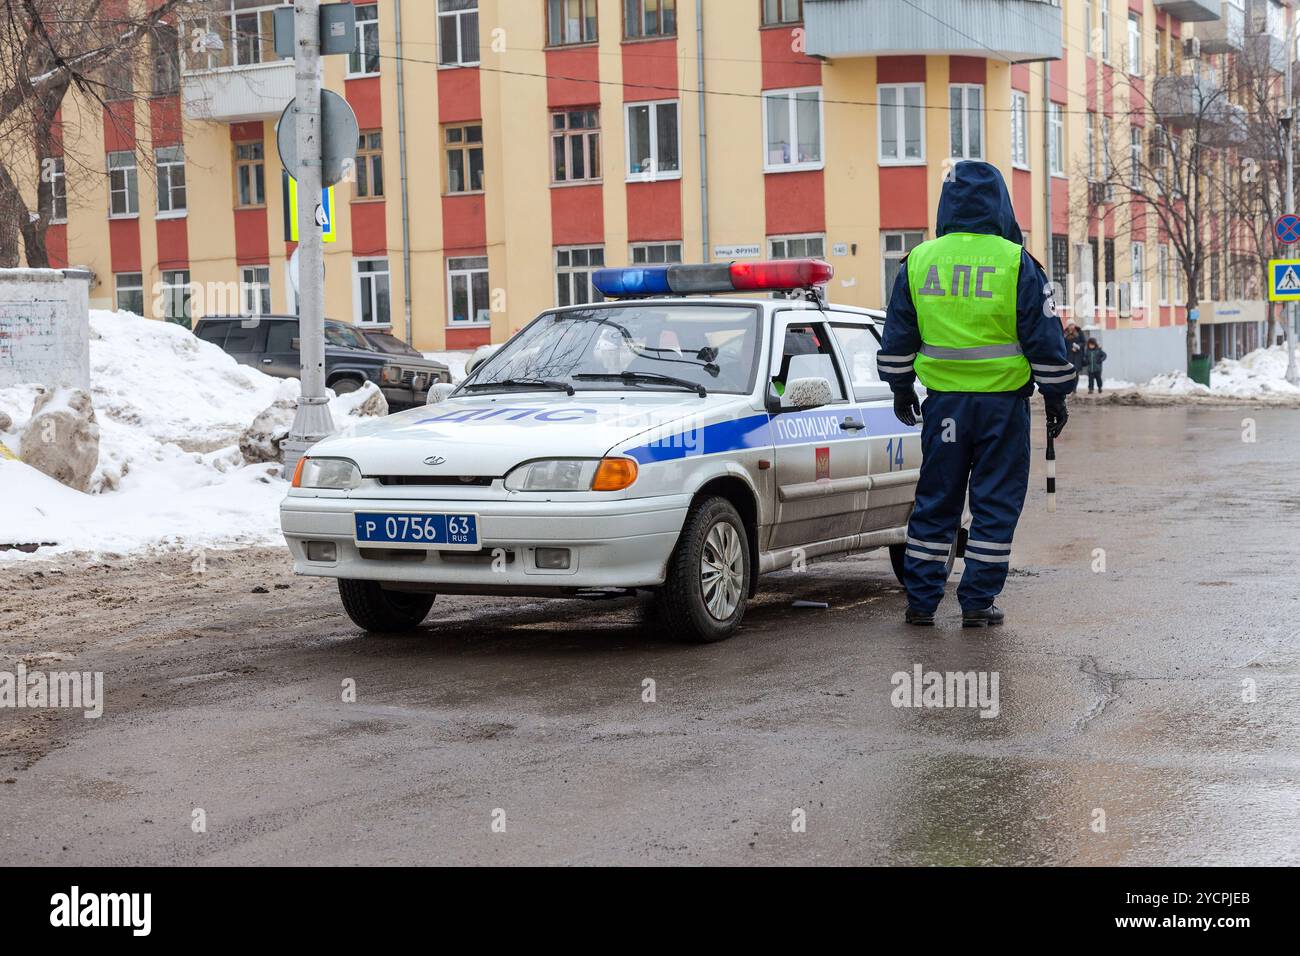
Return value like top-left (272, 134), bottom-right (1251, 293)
top-left (884, 437), bottom-right (906, 471)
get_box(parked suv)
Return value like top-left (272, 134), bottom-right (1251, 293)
top-left (193, 315), bottom-right (450, 411)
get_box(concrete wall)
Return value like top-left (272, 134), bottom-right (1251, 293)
top-left (0, 269), bottom-right (91, 390)
top-left (1090, 323), bottom-right (1187, 383)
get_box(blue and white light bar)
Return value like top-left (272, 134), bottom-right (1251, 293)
top-left (592, 258), bottom-right (833, 299)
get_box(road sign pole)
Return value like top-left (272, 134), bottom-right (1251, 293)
top-left (284, 0), bottom-right (335, 465)
top-left (1285, 27), bottom-right (1299, 386)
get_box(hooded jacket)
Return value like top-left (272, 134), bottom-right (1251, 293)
top-left (878, 161), bottom-right (1074, 397)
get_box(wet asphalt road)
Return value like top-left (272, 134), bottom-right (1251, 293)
top-left (1, 403), bottom-right (1298, 866)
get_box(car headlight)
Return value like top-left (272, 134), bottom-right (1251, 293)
top-left (293, 457), bottom-right (363, 489)
top-left (504, 457), bottom-right (638, 492)
top-left (380, 367), bottom-right (403, 385)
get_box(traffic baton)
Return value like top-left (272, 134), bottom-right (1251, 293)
top-left (1045, 424), bottom-right (1057, 514)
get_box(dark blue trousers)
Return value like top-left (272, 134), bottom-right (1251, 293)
top-left (902, 391), bottom-right (1031, 613)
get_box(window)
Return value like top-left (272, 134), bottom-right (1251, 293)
top-left (1089, 237), bottom-right (1100, 310)
top-left (46, 157), bottom-right (67, 223)
top-left (630, 241), bottom-right (682, 264)
top-left (1104, 238), bottom-right (1115, 309)
top-left (349, 3), bottom-right (380, 75)
top-left (241, 265), bottom-right (271, 315)
top-left (235, 141), bottom-right (265, 207)
top-left (1084, 1), bottom-right (1092, 56)
top-left (1051, 236), bottom-right (1069, 295)
top-left (356, 131), bottom-right (384, 198)
top-left (1158, 244), bottom-right (1170, 304)
top-left (625, 100), bottom-right (679, 180)
top-left (1152, 128), bottom-right (1169, 194)
top-left (115, 273), bottom-right (144, 315)
top-left (108, 151), bottom-right (139, 217)
top-left (438, 0), bottom-right (479, 67)
top-left (1048, 103), bottom-right (1065, 176)
top-left (763, 88), bottom-right (823, 171)
top-left (1101, 4), bottom-right (1111, 63)
top-left (762, 0), bottom-right (802, 25)
top-left (161, 270), bottom-right (192, 327)
top-left (156, 146), bottom-right (186, 215)
top-left (1210, 252), bottom-right (1221, 300)
top-left (183, 4), bottom-right (285, 71)
top-left (448, 256), bottom-right (490, 323)
top-left (548, 0), bottom-right (597, 45)
top-left (1130, 126), bottom-right (1142, 191)
top-left (1130, 242), bottom-right (1145, 308)
top-left (949, 84), bottom-right (984, 160)
top-left (1127, 13), bottom-right (1142, 75)
top-left (551, 109), bottom-right (601, 184)
top-left (152, 24), bottom-right (180, 95)
top-left (828, 323), bottom-right (883, 395)
top-left (769, 233), bottom-right (825, 259)
top-left (879, 83), bottom-right (924, 164)
top-left (882, 230), bottom-right (925, 295)
top-left (1085, 111), bottom-right (1096, 181)
top-left (1011, 91), bottom-right (1029, 169)
top-left (104, 54), bottom-right (133, 101)
top-left (556, 246), bottom-right (605, 306)
top-left (624, 0), bottom-right (676, 39)
top-left (444, 124), bottom-right (484, 193)
top-left (355, 258), bottom-right (391, 325)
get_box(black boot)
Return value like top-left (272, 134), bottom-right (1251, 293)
top-left (962, 605), bottom-right (1005, 628)
top-left (905, 607), bottom-right (935, 627)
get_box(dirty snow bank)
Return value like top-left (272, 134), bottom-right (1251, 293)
top-left (1093, 344), bottom-right (1300, 403)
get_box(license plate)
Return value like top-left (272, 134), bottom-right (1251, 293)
top-left (354, 512), bottom-right (479, 550)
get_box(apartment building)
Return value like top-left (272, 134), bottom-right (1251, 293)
top-left (28, 0), bottom-right (1286, 379)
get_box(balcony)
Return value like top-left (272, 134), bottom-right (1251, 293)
top-left (803, 0), bottom-right (1062, 63)
top-left (1153, 71), bottom-right (1225, 126)
top-left (180, 3), bottom-right (293, 122)
top-left (1152, 0), bottom-right (1222, 22)
top-left (1194, 1), bottom-right (1246, 53)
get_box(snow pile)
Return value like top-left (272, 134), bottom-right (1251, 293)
top-left (0, 309), bottom-right (379, 559)
top-left (423, 350), bottom-right (474, 383)
top-left (1102, 344), bottom-right (1300, 401)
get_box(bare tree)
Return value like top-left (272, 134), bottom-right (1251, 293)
top-left (0, 0), bottom-right (205, 268)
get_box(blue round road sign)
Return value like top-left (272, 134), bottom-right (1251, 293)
top-left (1276, 214), bottom-right (1300, 244)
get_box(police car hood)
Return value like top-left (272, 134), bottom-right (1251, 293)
top-left (936, 160), bottom-right (1023, 244)
top-left (307, 391), bottom-right (748, 478)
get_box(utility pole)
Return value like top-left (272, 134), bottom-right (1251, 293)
top-left (1287, 12), bottom-right (1300, 385)
top-left (284, 0), bottom-right (335, 464)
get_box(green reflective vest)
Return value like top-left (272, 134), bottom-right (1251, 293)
top-left (906, 232), bottom-right (1031, 392)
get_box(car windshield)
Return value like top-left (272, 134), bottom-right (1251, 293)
top-left (365, 333), bottom-right (422, 357)
top-left (325, 323), bottom-right (371, 350)
top-left (464, 305), bottom-right (760, 394)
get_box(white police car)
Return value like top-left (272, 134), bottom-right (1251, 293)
top-left (281, 258), bottom-right (922, 642)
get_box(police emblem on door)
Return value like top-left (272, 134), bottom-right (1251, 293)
top-left (815, 446), bottom-right (830, 481)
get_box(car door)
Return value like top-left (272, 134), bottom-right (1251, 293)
top-left (262, 320), bottom-right (302, 378)
top-left (767, 312), bottom-right (872, 552)
top-left (827, 315), bottom-right (921, 532)
top-left (221, 319), bottom-right (268, 369)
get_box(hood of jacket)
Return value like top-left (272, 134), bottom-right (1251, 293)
top-left (936, 161), bottom-right (1024, 244)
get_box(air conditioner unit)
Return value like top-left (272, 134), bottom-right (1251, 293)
top-left (1183, 36), bottom-right (1200, 61)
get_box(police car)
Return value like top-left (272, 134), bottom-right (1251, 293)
top-left (280, 258), bottom-right (924, 643)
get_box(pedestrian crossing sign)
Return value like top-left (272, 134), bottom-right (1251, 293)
top-left (1268, 259), bottom-right (1300, 301)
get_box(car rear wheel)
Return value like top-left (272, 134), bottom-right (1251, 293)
top-left (337, 579), bottom-right (435, 632)
top-left (330, 377), bottom-right (362, 395)
top-left (657, 496), bottom-right (751, 643)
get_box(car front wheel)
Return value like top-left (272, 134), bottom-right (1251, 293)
top-left (657, 496), bottom-right (751, 643)
top-left (337, 579), bottom-right (435, 632)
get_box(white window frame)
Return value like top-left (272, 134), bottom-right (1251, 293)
top-left (46, 156), bottom-right (67, 223)
top-left (348, 3), bottom-right (380, 77)
top-left (1158, 244), bottom-right (1170, 305)
top-left (1085, 111), bottom-right (1096, 181)
top-left (948, 84), bottom-right (984, 161)
top-left (354, 257), bottom-right (391, 326)
top-left (555, 245), bottom-right (605, 307)
top-left (1130, 241), bottom-right (1145, 308)
top-left (108, 150), bottom-right (139, 218)
top-left (881, 230), bottom-right (925, 297)
top-left (1011, 91), bottom-right (1029, 169)
top-left (878, 83), bottom-right (926, 165)
top-left (160, 269), bottom-right (192, 325)
top-left (1101, 5), bottom-right (1111, 64)
top-left (438, 0), bottom-right (479, 68)
top-left (240, 265), bottom-right (271, 316)
top-left (630, 241), bottom-right (682, 264)
top-left (447, 256), bottom-right (490, 325)
top-left (1084, 0), bottom-right (1093, 57)
top-left (115, 272), bottom-right (144, 315)
top-left (624, 99), bottom-right (681, 183)
top-left (156, 145), bottom-right (187, 217)
top-left (1130, 126), bottom-right (1143, 191)
top-left (768, 233), bottom-right (826, 260)
top-left (1127, 13), bottom-right (1142, 76)
top-left (1048, 103), bottom-right (1065, 177)
top-left (762, 86), bottom-right (824, 173)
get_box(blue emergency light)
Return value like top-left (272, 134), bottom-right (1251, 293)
top-left (592, 258), bottom-right (833, 299)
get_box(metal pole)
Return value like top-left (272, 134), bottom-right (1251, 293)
top-left (1287, 12), bottom-right (1300, 384)
top-left (696, 0), bottom-right (710, 263)
top-left (395, 0), bottom-right (414, 346)
top-left (285, 0), bottom-right (335, 463)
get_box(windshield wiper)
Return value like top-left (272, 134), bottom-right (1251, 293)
top-left (462, 378), bottom-right (575, 395)
top-left (573, 371), bottom-right (707, 397)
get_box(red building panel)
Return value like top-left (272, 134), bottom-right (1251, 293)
top-left (546, 46), bottom-right (600, 107)
top-left (622, 38), bottom-right (677, 102)
top-left (760, 24), bottom-right (821, 90)
top-left (437, 67), bottom-right (482, 123)
top-left (879, 166), bottom-right (929, 231)
top-left (551, 184), bottom-right (604, 246)
top-left (876, 56), bottom-right (925, 84)
top-left (155, 218), bottom-right (189, 270)
top-left (441, 195), bottom-right (486, 254)
top-left (345, 75), bottom-right (383, 128)
top-left (627, 180), bottom-right (682, 242)
top-left (234, 209), bottom-right (269, 265)
top-left (108, 218), bottom-right (141, 274)
top-left (949, 56), bottom-right (986, 85)
top-left (350, 200), bottom-right (387, 257)
top-left (765, 170), bottom-right (825, 237)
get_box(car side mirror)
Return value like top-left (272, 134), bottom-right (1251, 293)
top-left (783, 376), bottom-right (834, 410)
top-left (290, 337), bottom-right (301, 351)
top-left (426, 382), bottom-right (457, 405)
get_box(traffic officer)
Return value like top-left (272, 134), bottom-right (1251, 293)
top-left (877, 161), bottom-right (1074, 628)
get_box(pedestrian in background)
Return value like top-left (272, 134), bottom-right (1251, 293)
top-left (1065, 324), bottom-right (1086, 393)
top-left (1084, 338), bottom-right (1107, 394)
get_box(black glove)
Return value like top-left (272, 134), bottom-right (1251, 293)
top-left (892, 385), bottom-right (921, 427)
top-left (1044, 393), bottom-right (1068, 439)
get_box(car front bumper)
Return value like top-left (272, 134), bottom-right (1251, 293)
top-left (280, 493), bottom-right (692, 592)
top-left (379, 385), bottom-right (427, 410)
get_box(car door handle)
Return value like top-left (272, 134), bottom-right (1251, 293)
top-left (262, 358), bottom-right (273, 364)
top-left (839, 417), bottom-right (865, 431)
